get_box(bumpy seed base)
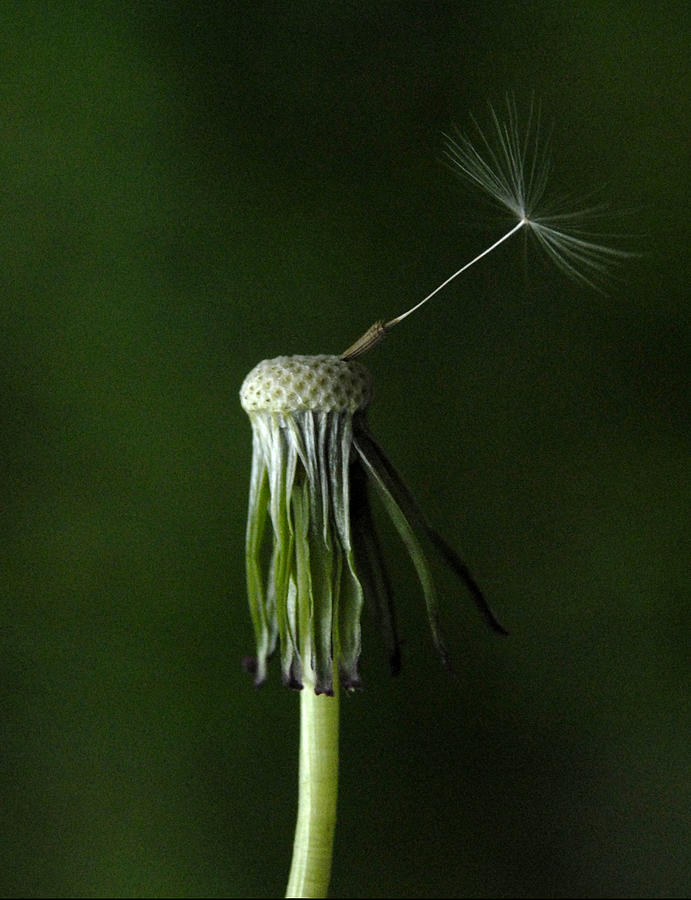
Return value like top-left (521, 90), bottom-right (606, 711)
top-left (240, 355), bottom-right (372, 414)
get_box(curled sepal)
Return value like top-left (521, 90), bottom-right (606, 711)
top-left (349, 460), bottom-right (401, 676)
top-left (244, 431), bottom-right (272, 687)
top-left (241, 397), bottom-right (369, 693)
top-left (353, 426), bottom-right (507, 669)
top-left (353, 429), bottom-right (451, 669)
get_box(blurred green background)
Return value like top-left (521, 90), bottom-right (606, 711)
top-left (1, 2), bottom-right (688, 897)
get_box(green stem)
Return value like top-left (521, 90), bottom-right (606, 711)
top-left (285, 675), bottom-right (339, 899)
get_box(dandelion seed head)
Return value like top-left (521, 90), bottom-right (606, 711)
top-left (240, 355), bottom-right (373, 415)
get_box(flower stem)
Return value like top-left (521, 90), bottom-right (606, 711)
top-left (285, 676), bottom-right (340, 899)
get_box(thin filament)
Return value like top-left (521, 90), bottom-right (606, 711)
top-left (385, 218), bottom-right (526, 329)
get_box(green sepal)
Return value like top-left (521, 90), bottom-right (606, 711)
top-left (350, 460), bottom-right (401, 675)
top-left (353, 428), bottom-right (452, 668)
top-left (245, 433), bottom-right (271, 686)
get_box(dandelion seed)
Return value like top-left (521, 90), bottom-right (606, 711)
top-left (342, 97), bottom-right (629, 359)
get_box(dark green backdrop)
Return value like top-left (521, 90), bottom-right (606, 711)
top-left (1, 2), bottom-right (688, 897)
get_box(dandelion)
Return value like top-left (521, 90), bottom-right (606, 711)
top-left (239, 99), bottom-right (625, 898)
